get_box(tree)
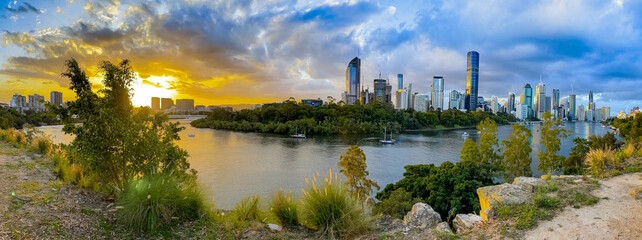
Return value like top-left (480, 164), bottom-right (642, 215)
top-left (501, 124), bottom-right (533, 182)
top-left (338, 145), bottom-right (379, 200)
top-left (460, 138), bottom-right (480, 163)
top-left (538, 111), bottom-right (572, 175)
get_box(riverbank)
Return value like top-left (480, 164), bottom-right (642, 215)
top-left (401, 125), bottom-right (477, 133)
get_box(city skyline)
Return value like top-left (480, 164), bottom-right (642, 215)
top-left (1, 1), bottom-right (641, 112)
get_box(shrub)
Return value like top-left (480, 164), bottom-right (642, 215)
top-left (270, 189), bottom-right (299, 226)
top-left (300, 172), bottom-right (370, 238)
top-left (585, 148), bottom-right (614, 176)
top-left (372, 188), bottom-right (419, 219)
top-left (117, 173), bottom-right (205, 232)
top-left (622, 144), bottom-right (637, 158)
top-left (0, 129), bottom-right (16, 143)
top-left (495, 204), bottom-right (549, 230)
top-left (233, 194), bottom-right (261, 223)
top-left (33, 137), bottom-right (53, 155)
top-left (13, 130), bottom-right (26, 146)
top-left (533, 194), bottom-right (562, 209)
top-left (535, 183), bottom-right (559, 194)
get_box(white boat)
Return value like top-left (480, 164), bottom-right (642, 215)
top-left (188, 134), bottom-right (195, 137)
top-left (380, 127), bottom-right (394, 144)
top-left (291, 127), bottom-right (306, 138)
top-left (462, 132), bottom-right (469, 138)
top-left (184, 117), bottom-right (193, 121)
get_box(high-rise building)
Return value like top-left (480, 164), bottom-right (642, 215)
top-left (552, 89), bottom-right (560, 117)
top-left (516, 104), bottom-right (529, 120)
top-left (373, 79), bottom-right (387, 103)
top-left (161, 98), bottom-right (174, 110)
top-left (414, 94), bottom-right (427, 112)
top-left (396, 90), bottom-right (405, 109)
top-left (601, 106), bottom-right (611, 121)
top-left (28, 94), bottom-right (45, 108)
top-left (151, 97), bottom-right (160, 111)
top-left (50, 91), bottom-right (63, 106)
top-left (10, 93), bottom-right (26, 108)
top-left (360, 88), bottom-right (370, 104)
top-left (569, 94), bottom-right (576, 118)
top-left (508, 92), bottom-right (515, 112)
top-left (431, 76), bottom-right (444, 110)
top-left (449, 90), bottom-right (462, 110)
top-left (577, 104), bottom-right (585, 121)
top-left (385, 84), bottom-right (393, 104)
top-left (176, 99), bottom-right (195, 112)
top-left (465, 51), bottom-right (479, 111)
top-left (534, 82), bottom-right (546, 118)
top-left (588, 90), bottom-right (593, 105)
top-left (407, 83), bottom-right (412, 109)
top-left (521, 84), bottom-right (533, 118)
top-left (397, 74), bottom-right (403, 91)
top-left (346, 57), bottom-right (361, 105)
top-left (491, 96), bottom-right (499, 113)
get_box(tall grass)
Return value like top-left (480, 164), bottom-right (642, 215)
top-left (233, 194), bottom-right (261, 222)
top-left (270, 189), bottom-right (299, 226)
top-left (0, 129), bottom-right (16, 144)
top-left (300, 171), bottom-right (370, 239)
top-left (585, 148), bottom-right (614, 176)
top-left (32, 137), bottom-right (53, 155)
top-left (117, 173), bottom-right (206, 232)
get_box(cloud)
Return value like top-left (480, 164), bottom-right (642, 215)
top-left (5, 2), bottom-right (42, 14)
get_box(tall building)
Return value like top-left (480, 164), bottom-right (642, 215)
top-left (521, 84), bottom-right (533, 118)
top-left (588, 90), bottom-right (593, 105)
top-left (569, 94), bottom-right (576, 118)
top-left (176, 99), bottom-right (195, 112)
top-left (577, 104), bottom-right (585, 121)
top-left (552, 89), bottom-right (560, 117)
top-left (151, 97), bottom-right (160, 111)
top-left (491, 96), bottom-right (500, 113)
top-left (516, 104), bottom-right (529, 120)
top-left (601, 106), bottom-right (611, 121)
top-left (534, 82), bottom-right (546, 118)
top-left (449, 90), bottom-right (463, 110)
top-left (10, 93), bottom-right (26, 108)
top-left (508, 92), bottom-right (515, 113)
top-left (407, 83), bottom-right (412, 109)
top-left (397, 74), bottom-right (403, 91)
top-left (360, 88), bottom-right (370, 104)
top-left (346, 57), bottom-right (361, 105)
top-left (414, 94), bottom-right (427, 112)
top-left (431, 76), bottom-right (444, 110)
top-left (50, 91), bottom-right (63, 106)
top-left (395, 90), bottom-right (406, 109)
top-left (465, 51), bottom-right (479, 111)
top-left (161, 98), bottom-right (174, 110)
top-left (373, 79), bottom-right (388, 103)
top-left (28, 94), bottom-right (45, 108)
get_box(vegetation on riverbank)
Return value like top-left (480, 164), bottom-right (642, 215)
top-left (0, 107), bottom-right (59, 130)
top-left (190, 100), bottom-right (518, 135)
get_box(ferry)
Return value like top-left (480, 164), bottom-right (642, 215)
top-left (380, 127), bottom-right (394, 144)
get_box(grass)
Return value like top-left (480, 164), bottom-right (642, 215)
top-left (630, 187), bottom-right (642, 200)
top-left (32, 137), bottom-right (53, 155)
top-left (117, 173), bottom-right (207, 232)
top-left (270, 189), bottom-right (299, 227)
top-left (495, 204), bottom-right (551, 230)
top-left (585, 148), bottom-right (615, 176)
top-left (299, 171), bottom-right (370, 239)
top-left (536, 182), bottom-right (559, 194)
top-left (233, 194), bottom-right (261, 224)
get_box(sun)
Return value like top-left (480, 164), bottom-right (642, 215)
top-left (131, 74), bottom-right (178, 107)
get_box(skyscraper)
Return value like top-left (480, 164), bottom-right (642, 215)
top-left (465, 51), bottom-right (479, 111)
top-left (397, 74), bottom-right (403, 91)
top-left (534, 82), bottom-right (546, 118)
top-left (431, 76), bottom-right (444, 110)
top-left (569, 94), bottom-right (576, 117)
top-left (589, 90), bottom-right (593, 104)
top-left (414, 94), bottom-right (427, 112)
top-left (508, 92), bottom-right (515, 112)
top-left (161, 98), bottom-right (174, 110)
top-left (345, 57), bottom-right (361, 105)
top-left (449, 90), bottom-right (462, 110)
top-left (521, 84), bottom-right (533, 118)
top-left (373, 78), bottom-right (387, 103)
top-left (151, 97), bottom-right (160, 111)
top-left (50, 91), bottom-right (63, 106)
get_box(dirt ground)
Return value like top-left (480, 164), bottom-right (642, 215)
top-left (525, 172), bottom-right (642, 240)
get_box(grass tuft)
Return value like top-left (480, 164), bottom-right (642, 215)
top-left (270, 189), bottom-right (299, 227)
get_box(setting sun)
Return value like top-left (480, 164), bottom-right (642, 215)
top-left (131, 74), bottom-right (178, 107)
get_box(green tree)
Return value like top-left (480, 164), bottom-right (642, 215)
top-left (501, 124), bottom-right (533, 182)
top-left (460, 138), bottom-right (480, 163)
top-left (338, 145), bottom-right (379, 200)
top-left (477, 118), bottom-right (502, 168)
top-left (538, 111), bottom-right (572, 175)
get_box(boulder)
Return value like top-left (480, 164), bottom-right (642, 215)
top-left (453, 213), bottom-right (483, 233)
top-left (513, 177), bottom-right (546, 192)
top-left (403, 202), bottom-right (442, 229)
top-left (477, 183), bottom-right (533, 221)
top-left (434, 222), bottom-right (453, 234)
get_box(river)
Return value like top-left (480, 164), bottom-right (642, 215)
top-left (36, 121), bottom-right (611, 209)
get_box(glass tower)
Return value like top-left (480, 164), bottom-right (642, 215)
top-left (465, 51), bottom-right (479, 111)
top-left (569, 94), bottom-right (576, 117)
top-left (522, 84), bottom-right (533, 117)
top-left (346, 57), bottom-right (361, 105)
top-left (431, 76), bottom-right (444, 110)
top-left (397, 74), bottom-right (403, 91)
top-left (508, 92), bottom-right (515, 112)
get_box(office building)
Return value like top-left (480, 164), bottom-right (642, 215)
top-left (516, 104), bottom-right (529, 120)
top-left (161, 98), bottom-right (174, 110)
top-left (569, 94), bottom-right (576, 118)
top-left (431, 76), bottom-right (444, 110)
top-left (508, 92), bottom-right (515, 113)
top-left (491, 96), bottom-right (500, 113)
top-left (588, 90), bottom-right (594, 108)
top-left (414, 94), bottom-right (427, 112)
top-left (465, 51), bottom-right (479, 111)
top-left (407, 83), bottom-right (413, 109)
top-left (601, 106), bottom-right (611, 121)
top-left (346, 57), bottom-right (361, 105)
top-left (151, 97), bottom-right (160, 111)
top-left (521, 84), bottom-right (533, 118)
top-left (176, 99), bottom-right (195, 112)
top-left (534, 82), bottom-right (546, 118)
top-left (449, 90), bottom-right (463, 110)
top-left (552, 89), bottom-right (559, 117)
top-left (360, 88), bottom-right (371, 104)
top-left (586, 109), bottom-right (594, 122)
top-left (577, 105), bottom-right (585, 121)
top-left (373, 79), bottom-right (388, 103)
top-left (50, 91), bottom-right (63, 106)
top-left (10, 94), bottom-right (26, 108)
top-left (396, 90), bottom-right (408, 109)
top-left (397, 74), bottom-right (403, 91)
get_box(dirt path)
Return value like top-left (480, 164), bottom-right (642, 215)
top-left (526, 172), bottom-right (642, 240)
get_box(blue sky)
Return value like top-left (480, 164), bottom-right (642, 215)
top-left (0, 0), bottom-right (641, 112)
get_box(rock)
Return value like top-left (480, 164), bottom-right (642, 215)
top-left (267, 223), bottom-right (282, 232)
top-left (434, 222), bottom-right (453, 234)
top-left (403, 202), bottom-right (442, 229)
top-left (375, 215), bottom-right (404, 233)
top-left (513, 177), bottom-right (546, 192)
top-left (453, 213), bottom-right (483, 233)
top-left (477, 183), bottom-right (533, 221)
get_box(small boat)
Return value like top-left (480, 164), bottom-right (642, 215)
top-left (291, 127), bottom-right (306, 138)
top-left (462, 132), bottom-right (469, 138)
top-left (380, 127), bottom-right (394, 144)
top-left (188, 134), bottom-right (195, 137)
top-left (184, 117), bottom-right (193, 121)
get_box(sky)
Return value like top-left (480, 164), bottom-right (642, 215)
top-left (1, 0), bottom-right (641, 112)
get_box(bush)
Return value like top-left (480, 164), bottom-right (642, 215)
top-left (495, 204), bottom-right (550, 230)
top-left (270, 189), bottom-right (299, 226)
top-left (117, 173), bottom-right (205, 232)
top-left (233, 194), bottom-right (261, 223)
top-left (300, 172), bottom-right (370, 238)
top-left (13, 130), bottom-right (26, 147)
top-left (33, 137), bottom-right (53, 155)
top-left (533, 194), bottom-right (562, 209)
top-left (622, 144), bottom-right (637, 158)
top-left (0, 129), bottom-right (16, 143)
top-left (372, 188), bottom-right (419, 219)
top-left (585, 148), bottom-right (614, 176)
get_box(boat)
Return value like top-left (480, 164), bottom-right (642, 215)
top-left (291, 127), bottom-right (306, 138)
top-left (188, 134), bottom-right (195, 137)
top-left (380, 127), bottom-right (394, 144)
top-left (462, 132), bottom-right (469, 138)
top-left (184, 117), bottom-right (193, 121)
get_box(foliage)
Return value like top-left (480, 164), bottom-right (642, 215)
top-left (585, 148), bottom-right (615, 176)
top-left (117, 173), bottom-right (205, 232)
top-left (610, 113), bottom-right (642, 143)
top-left (338, 145), bottom-right (379, 201)
top-left (269, 189), bottom-right (299, 226)
top-left (300, 172), bottom-right (370, 238)
top-left (564, 138), bottom-right (590, 174)
top-left (191, 101), bottom-right (517, 135)
top-left (501, 124), bottom-right (533, 182)
top-left (588, 132), bottom-right (623, 150)
top-left (538, 111), bottom-right (572, 175)
top-left (53, 58), bottom-right (193, 191)
top-left (533, 194), bottom-right (562, 209)
top-left (459, 138), bottom-right (479, 163)
top-left (0, 108), bottom-right (57, 130)
top-left (33, 136), bottom-right (53, 155)
top-left (477, 118), bottom-right (502, 172)
top-left (233, 194), bottom-right (261, 223)
top-left (372, 188), bottom-right (420, 219)
top-left (495, 204), bottom-right (550, 230)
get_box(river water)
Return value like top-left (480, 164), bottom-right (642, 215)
top-left (37, 121), bottom-right (611, 209)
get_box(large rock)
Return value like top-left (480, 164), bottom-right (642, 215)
top-left (477, 183), bottom-right (533, 221)
top-left (453, 213), bottom-right (483, 233)
top-left (434, 222), bottom-right (453, 234)
top-left (513, 177), bottom-right (546, 192)
top-left (403, 202), bottom-right (442, 229)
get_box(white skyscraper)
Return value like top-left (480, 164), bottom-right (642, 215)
top-left (414, 94), bottom-right (427, 112)
top-left (431, 76), bottom-right (444, 110)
